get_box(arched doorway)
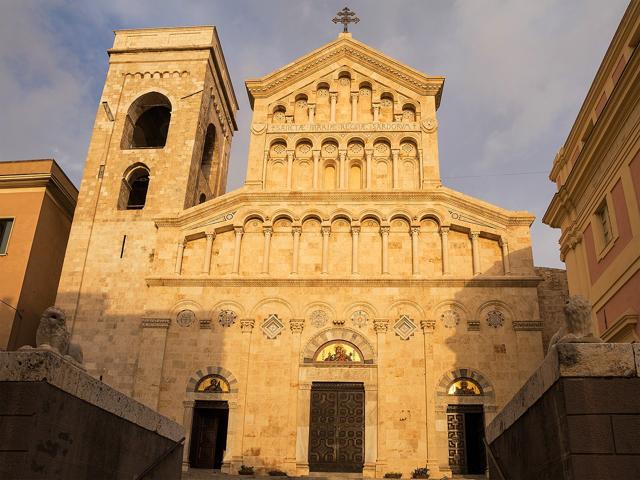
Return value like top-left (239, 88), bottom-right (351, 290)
top-left (437, 369), bottom-right (494, 476)
top-left (183, 367), bottom-right (239, 472)
top-left (297, 328), bottom-right (377, 477)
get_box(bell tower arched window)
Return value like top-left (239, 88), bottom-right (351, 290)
top-left (119, 165), bottom-right (150, 210)
top-left (201, 123), bottom-right (216, 180)
top-left (121, 92), bottom-right (172, 149)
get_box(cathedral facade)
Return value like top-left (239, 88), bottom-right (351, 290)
top-left (57, 26), bottom-right (546, 477)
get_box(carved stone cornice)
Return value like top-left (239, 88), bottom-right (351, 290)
top-left (513, 320), bottom-right (543, 331)
top-left (373, 318), bottom-right (389, 333)
top-left (240, 318), bottom-right (255, 332)
top-left (146, 276), bottom-right (542, 288)
top-left (141, 318), bottom-right (171, 329)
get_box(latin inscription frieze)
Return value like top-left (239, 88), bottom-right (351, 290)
top-left (266, 122), bottom-right (420, 134)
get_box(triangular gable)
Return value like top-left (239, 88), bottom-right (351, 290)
top-left (246, 33), bottom-right (445, 108)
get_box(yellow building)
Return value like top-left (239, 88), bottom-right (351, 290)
top-left (57, 25), bottom-right (553, 477)
top-left (544, 1), bottom-right (640, 343)
top-left (0, 159), bottom-right (77, 350)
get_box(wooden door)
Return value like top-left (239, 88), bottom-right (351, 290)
top-left (192, 409), bottom-right (219, 468)
top-left (308, 382), bottom-right (364, 472)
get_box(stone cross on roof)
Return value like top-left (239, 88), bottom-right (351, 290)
top-left (332, 7), bottom-right (360, 33)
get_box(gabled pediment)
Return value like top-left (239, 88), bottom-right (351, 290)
top-left (245, 33), bottom-right (445, 108)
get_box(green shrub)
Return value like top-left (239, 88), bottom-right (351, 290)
top-left (384, 473), bottom-right (402, 478)
top-left (239, 465), bottom-right (254, 475)
top-left (411, 466), bottom-right (429, 479)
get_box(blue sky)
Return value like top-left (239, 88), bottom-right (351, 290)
top-left (0, 0), bottom-right (630, 267)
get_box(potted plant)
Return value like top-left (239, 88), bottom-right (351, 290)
top-left (411, 467), bottom-right (430, 479)
top-left (239, 465), bottom-right (254, 475)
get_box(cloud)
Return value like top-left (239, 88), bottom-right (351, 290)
top-left (0, 0), bottom-right (630, 267)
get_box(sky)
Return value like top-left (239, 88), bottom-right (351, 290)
top-left (0, 0), bottom-right (631, 268)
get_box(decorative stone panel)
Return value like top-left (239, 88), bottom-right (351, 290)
top-left (351, 310), bottom-right (369, 329)
top-left (218, 309), bottom-right (237, 327)
top-left (310, 309), bottom-right (328, 328)
top-left (486, 310), bottom-right (505, 328)
top-left (394, 315), bottom-right (417, 340)
top-left (441, 310), bottom-right (459, 328)
top-left (262, 314), bottom-right (284, 339)
top-left (513, 320), bottom-right (544, 331)
top-left (176, 309), bottom-right (196, 327)
top-left (467, 320), bottom-right (480, 331)
top-left (141, 318), bottom-right (170, 328)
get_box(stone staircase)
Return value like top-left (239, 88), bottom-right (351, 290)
top-left (181, 471), bottom-right (486, 480)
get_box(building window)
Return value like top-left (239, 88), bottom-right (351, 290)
top-left (121, 92), bottom-right (172, 149)
top-left (118, 165), bottom-right (150, 210)
top-left (0, 218), bottom-right (14, 254)
top-left (596, 200), bottom-right (612, 246)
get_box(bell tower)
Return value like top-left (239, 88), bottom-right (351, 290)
top-left (56, 26), bottom-right (238, 323)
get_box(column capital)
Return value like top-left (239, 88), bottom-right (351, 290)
top-left (205, 231), bottom-right (216, 239)
top-left (350, 92), bottom-right (359, 99)
top-left (263, 226), bottom-right (273, 236)
top-left (234, 226), bottom-right (244, 235)
top-left (373, 318), bottom-right (389, 333)
top-left (312, 149), bottom-right (321, 160)
top-left (292, 226), bottom-right (302, 235)
top-left (240, 318), bottom-right (255, 332)
top-left (420, 320), bottom-right (436, 333)
top-left (351, 225), bottom-right (361, 234)
top-left (391, 149), bottom-right (400, 158)
top-left (439, 226), bottom-right (450, 235)
top-left (290, 319), bottom-right (305, 334)
top-left (372, 102), bottom-right (380, 108)
top-left (410, 226), bottom-right (420, 236)
top-left (286, 149), bottom-right (294, 159)
top-left (470, 231), bottom-right (480, 239)
top-left (380, 226), bottom-right (390, 235)
top-left (499, 237), bottom-right (508, 248)
top-left (329, 92), bottom-right (338, 100)
top-left (338, 149), bottom-right (347, 160)
top-left (365, 149), bottom-right (373, 158)
top-left (321, 225), bottom-right (331, 236)
top-left (307, 103), bottom-right (316, 110)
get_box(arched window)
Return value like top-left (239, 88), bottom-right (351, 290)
top-left (201, 124), bottom-right (216, 179)
top-left (121, 92), bottom-right (172, 149)
top-left (448, 378), bottom-right (482, 396)
top-left (314, 341), bottom-right (363, 363)
top-left (119, 165), bottom-right (150, 210)
top-left (198, 193), bottom-right (207, 204)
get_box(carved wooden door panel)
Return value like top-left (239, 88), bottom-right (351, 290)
top-left (447, 412), bottom-right (466, 474)
top-left (309, 382), bottom-right (364, 472)
top-left (193, 410), bottom-right (219, 468)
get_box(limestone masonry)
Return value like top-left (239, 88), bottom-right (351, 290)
top-left (56, 25), bottom-right (555, 477)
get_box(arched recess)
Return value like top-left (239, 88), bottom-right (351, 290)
top-left (121, 91), bottom-right (172, 149)
top-left (315, 82), bottom-right (330, 122)
top-left (299, 215), bottom-right (322, 275)
top-left (301, 327), bottom-right (376, 364)
top-left (294, 94), bottom-right (309, 124)
top-left (186, 366), bottom-right (239, 393)
top-left (267, 141), bottom-right (288, 190)
top-left (436, 368), bottom-right (495, 402)
top-left (200, 123), bottom-right (217, 182)
top-left (118, 163), bottom-right (150, 210)
top-left (379, 93), bottom-right (394, 122)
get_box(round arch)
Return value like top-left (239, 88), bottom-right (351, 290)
top-left (436, 368), bottom-right (495, 401)
top-left (301, 327), bottom-right (376, 364)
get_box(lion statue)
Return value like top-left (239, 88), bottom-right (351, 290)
top-left (22, 306), bottom-right (83, 365)
top-left (548, 295), bottom-right (602, 353)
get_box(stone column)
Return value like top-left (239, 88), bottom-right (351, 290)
top-left (392, 149), bottom-right (400, 189)
top-left (418, 150), bottom-right (424, 189)
top-left (262, 226), bottom-right (273, 274)
top-left (321, 225), bottom-right (331, 274)
top-left (232, 227), bottom-right (244, 274)
top-left (291, 226), bottom-right (301, 274)
top-left (174, 241), bottom-right (185, 275)
top-left (381, 226), bottom-right (390, 274)
top-left (262, 150), bottom-right (269, 190)
top-left (351, 92), bottom-right (359, 121)
top-left (411, 226), bottom-right (420, 275)
top-left (351, 225), bottom-right (360, 275)
top-left (330, 92), bottom-right (337, 122)
top-left (285, 319), bottom-right (304, 473)
top-left (500, 238), bottom-right (511, 274)
top-left (373, 319), bottom-right (389, 475)
top-left (470, 231), bottom-right (480, 275)
top-left (286, 150), bottom-right (294, 190)
top-left (308, 103), bottom-right (315, 124)
top-left (440, 226), bottom-right (450, 275)
top-left (420, 320), bottom-right (438, 473)
top-left (372, 102), bottom-right (380, 122)
top-left (236, 319), bottom-right (255, 470)
top-left (182, 400), bottom-right (196, 471)
top-left (365, 149), bottom-right (373, 189)
top-left (202, 232), bottom-right (215, 274)
top-left (312, 150), bottom-right (320, 190)
top-left (339, 150), bottom-right (347, 189)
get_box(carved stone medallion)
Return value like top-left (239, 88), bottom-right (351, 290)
top-left (218, 309), bottom-right (237, 327)
top-left (486, 310), bottom-right (504, 328)
top-left (351, 310), bottom-right (369, 328)
top-left (441, 310), bottom-right (459, 328)
top-left (176, 309), bottom-right (196, 327)
top-left (310, 309), bottom-right (328, 328)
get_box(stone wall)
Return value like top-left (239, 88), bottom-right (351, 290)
top-left (486, 343), bottom-right (640, 480)
top-left (535, 266), bottom-right (569, 351)
top-left (0, 351), bottom-right (184, 479)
